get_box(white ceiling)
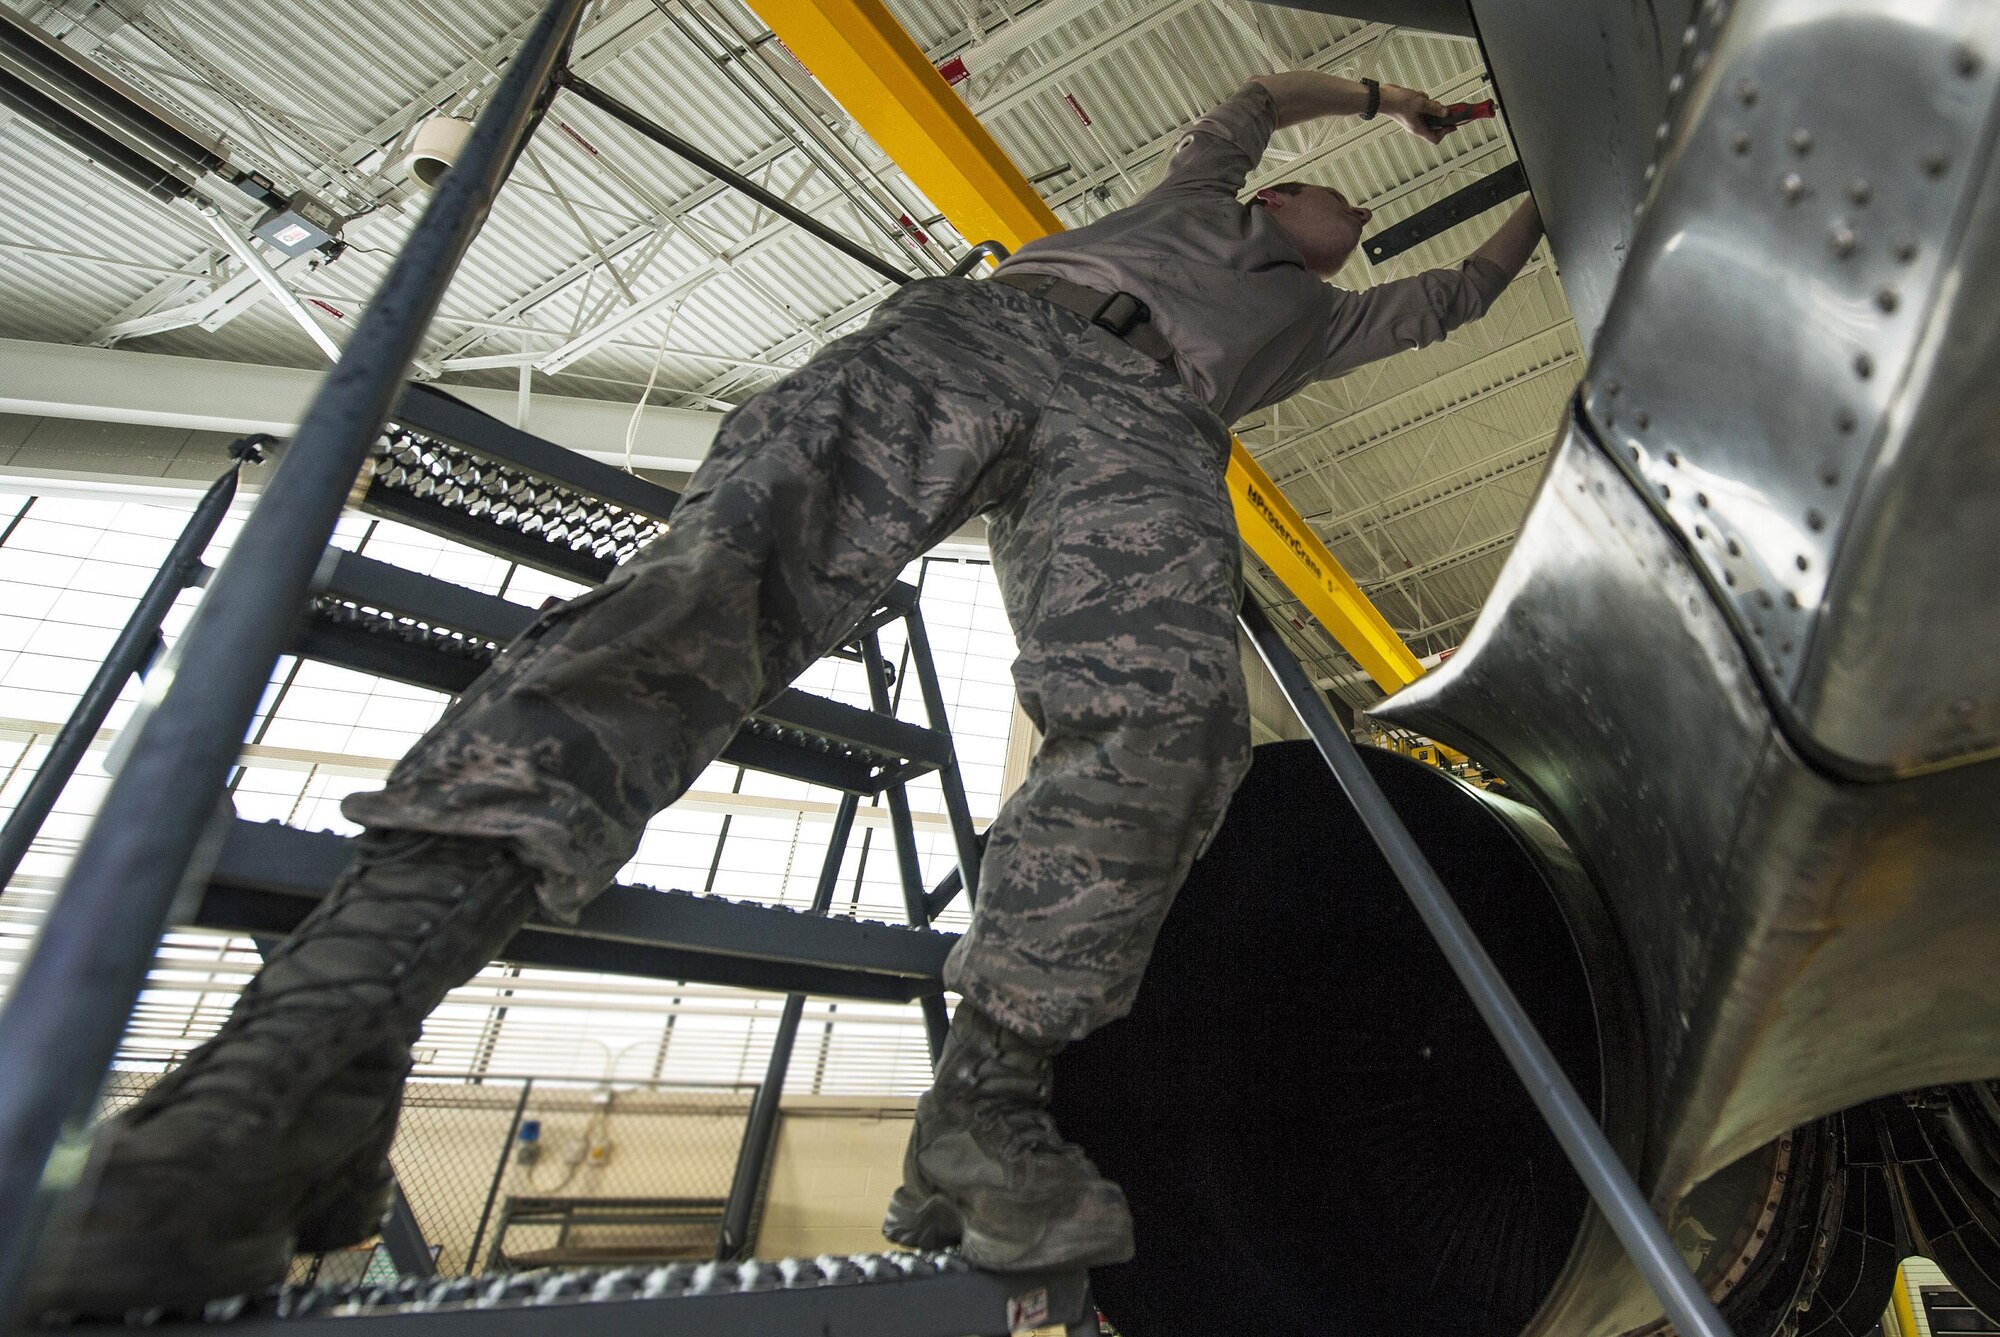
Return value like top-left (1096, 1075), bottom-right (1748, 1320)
top-left (0, 0), bottom-right (1582, 704)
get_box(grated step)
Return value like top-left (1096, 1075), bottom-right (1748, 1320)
top-left (357, 385), bottom-right (681, 585)
top-left (42, 1255), bottom-right (1095, 1337)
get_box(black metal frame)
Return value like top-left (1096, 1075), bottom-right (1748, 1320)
top-left (0, 448), bottom-right (256, 895)
top-left (300, 552), bottom-right (952, 794)
top-left (0, 0), bottom-right (576, 1313)
top-left (197, 819), bottom-right (954, 1004)
top-left (557, 73), bottom-right (914, 288)
top-left (0, 1), bottom-right (1035, 1325)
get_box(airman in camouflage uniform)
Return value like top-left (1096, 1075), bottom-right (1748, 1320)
top-left (345, 272), bottom-right (1253, 1046)
top-left (34, 72), bottom-right (1544, 1313)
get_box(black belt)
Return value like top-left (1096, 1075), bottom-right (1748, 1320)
top-left (993, 270), bottom-right (1175, 363)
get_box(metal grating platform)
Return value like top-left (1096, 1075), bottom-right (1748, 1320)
top-left (192, 820), bottom-right (954, 1002)
top-left (42, 1256), bottom-right (1097, 1337)
top-left (361, 386), bottom-right (680, 585)
top-left (297, 551), bottom-right (949, 795)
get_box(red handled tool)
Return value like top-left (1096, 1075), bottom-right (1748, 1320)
top-left (1423, 99), bottom-right (1495, 132)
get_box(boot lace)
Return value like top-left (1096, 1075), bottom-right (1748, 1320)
top-left (973, 1057), bottom-right (1086, 1162)
top-left (130, 834), bottom-right (522, 1135)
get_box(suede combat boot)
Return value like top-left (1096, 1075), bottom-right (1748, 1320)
top-left (883, 1004), bottom-right (1134, 1271)
top-left (27, 831), bottom-right (541, 1319)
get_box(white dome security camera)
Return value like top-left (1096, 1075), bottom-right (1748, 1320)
top-left (406, 115), bottom-right (473, 189)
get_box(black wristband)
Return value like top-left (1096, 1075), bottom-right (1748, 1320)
top-left (1361, 77), bottom-right (1381, 120)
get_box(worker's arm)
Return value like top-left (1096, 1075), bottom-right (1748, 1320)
top-left (1310, 201), bottom-right (1542, 373)
top-left (1469, 199), bottom-right (1544, 285)
top-left (1248, 71), bottom-right (1453, 144)
top-left (1150, 76), bottom-right (1456, 200)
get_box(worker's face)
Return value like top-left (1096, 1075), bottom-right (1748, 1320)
top-left (1258, 185), bottom-right (1372, 276)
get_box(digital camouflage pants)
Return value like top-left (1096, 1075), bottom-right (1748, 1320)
top-left (343, 276), bottom-right (1253, 1043)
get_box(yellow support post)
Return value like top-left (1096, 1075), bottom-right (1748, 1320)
top-left (746, 0), bottom-right (1426, 691)
top-left (1891, 1263), bottom-right (1922, 1337)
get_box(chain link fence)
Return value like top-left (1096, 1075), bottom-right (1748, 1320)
top-left (97, 1068), bottom-right (757, 1284)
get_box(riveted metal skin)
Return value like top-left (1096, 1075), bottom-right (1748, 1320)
top-left (1582, 0), bottom-right (2000, 776)
top-left (1377, 419), bottom-right (2000, 1323)
top-left (1797, 76), bottom-right (2000, 774)
top-left (1377, 7), bottom-right (2000, 1319)
top-left (1460, 0), bottom-right (1703, 347)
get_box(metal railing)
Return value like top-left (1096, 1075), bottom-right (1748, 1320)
top-left (0, 443), bottom-right (262, 895)
top-left (0, 2), bottom-right (1011, 1310)
top-left (0, 0), bottom-right (594, 1315)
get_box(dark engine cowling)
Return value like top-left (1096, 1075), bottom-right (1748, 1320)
top-left (1053, 742), bottom-right (2000, 1335)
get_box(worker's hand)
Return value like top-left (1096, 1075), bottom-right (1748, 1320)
top-left (1381, 85), bottom-right (1454, 145)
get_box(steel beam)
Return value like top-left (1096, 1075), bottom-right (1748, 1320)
top-left (314, 549), bottom-right (538, 646)
top-left (717, 793), bottom-right (859, 1259)
top-left (378, 1181), bottom-right (438, 1280)
top-left (1303, 431), bottom-right (1549, 527)
top-left (1259, 317), bottom-right (1576, 467)
top-left (971, 0), bottom-right (1209, 119)
top-left (1035, 24), bottom-right (1411, 212)
top-left (199, 214), bottom-right (344, 361)
top-left (745, 0), bottom-right (1062, 252)
top-left (1229, 450), bottom-right (1423, 687)
top-left (560, 74), bottom-right (913, 286)
top-left (1401, 604), bottom-right (1482, 644)
top-left (92, 267), bottom-right (260, 344)
top-left (438, 132), bottom-right (923, 374)
top-left (1357, 527), bottom-right (1517, 593)
top-left (0, 336), bottom-right (720, 471)
top-left (745, 0), bottom-right (1421, 688)
top-left (862, 633), bottom-right (951, 1059)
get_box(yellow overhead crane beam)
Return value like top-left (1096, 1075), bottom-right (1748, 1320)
top-left (746, 0), bottom-right (1427, 691)
top-left (1889, 1266), bottom-right (1921, 1337)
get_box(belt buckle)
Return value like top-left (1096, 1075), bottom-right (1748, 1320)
top-left (1089, 290), bottom-right (1149, 337)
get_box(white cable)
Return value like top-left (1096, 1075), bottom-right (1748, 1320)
top-left (622, 279), bottom-right (706, 474)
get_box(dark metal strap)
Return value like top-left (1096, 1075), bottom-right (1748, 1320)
top-left (992, 270), bottom-right (1175, 363)
top-left (1364, 160), bottom-right (1529, 265)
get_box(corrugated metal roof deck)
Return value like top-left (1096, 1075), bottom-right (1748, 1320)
top-left (0, 0), bottom-right (1583, 681)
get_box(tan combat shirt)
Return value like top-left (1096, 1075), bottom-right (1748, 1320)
top-left (995, 84), bottom-right (1510, 425)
